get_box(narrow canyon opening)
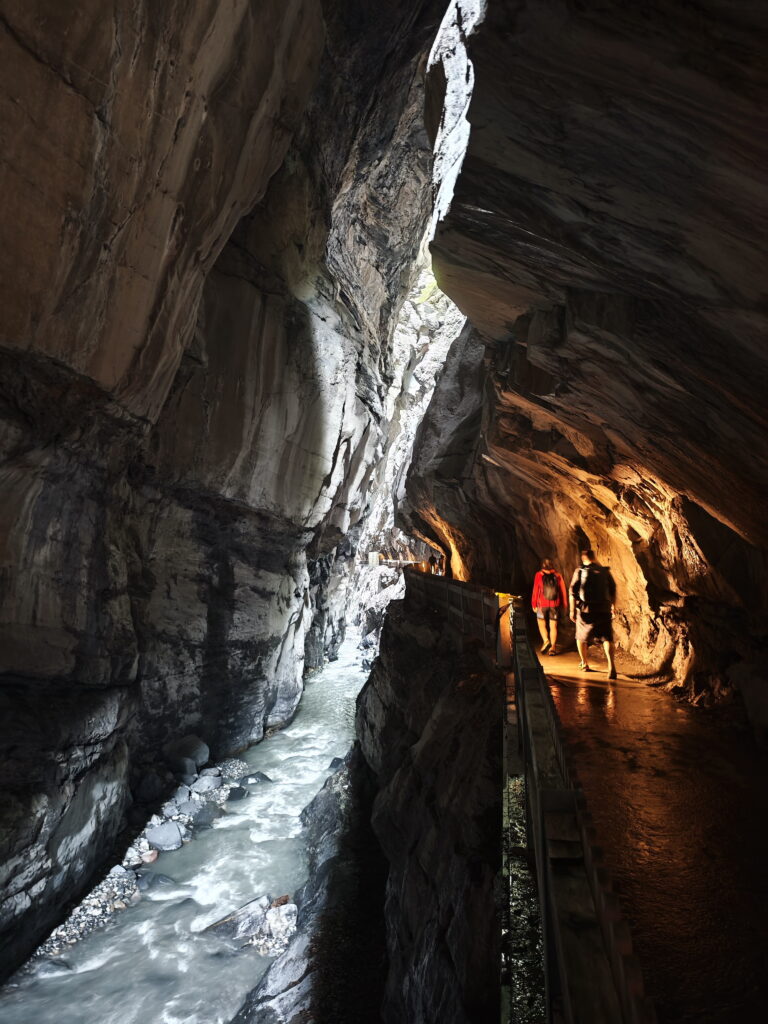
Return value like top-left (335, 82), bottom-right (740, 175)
top-left (0, 3), bottom-right (766, 1024)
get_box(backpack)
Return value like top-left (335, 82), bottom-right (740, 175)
top-left (579, 564), bottom-right (608, 609)
top-left (542, 571), bottom-right (558, 601)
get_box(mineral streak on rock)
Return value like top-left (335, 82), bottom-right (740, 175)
top-left (356, 595), bottom-right (502, 1024)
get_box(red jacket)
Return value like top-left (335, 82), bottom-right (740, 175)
top-left (531, 569), bottom-right (568, 610)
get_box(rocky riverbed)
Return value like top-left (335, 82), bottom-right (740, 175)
top-left (0, 636), bottom-right (368, 1024)
top-left (27, 749), bottom-right (260, 962)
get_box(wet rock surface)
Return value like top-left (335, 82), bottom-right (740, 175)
top-left (0, 0), bottom-right (445, 976)
top-left (404, 0), bottom-right (768, 724)
top-left (356, 595), bottom-right (502, 1024)
top-left (549, 665), bottom-right (768, 1024)
top-left (233, 747), bottom-right (388, 1024)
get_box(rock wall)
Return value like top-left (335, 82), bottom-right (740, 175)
top-left (356, 596), bottom-right (502, 1024)
top-left (0, 0), bottom-right (446, 976)
top-left (404, 0), bottom-right (768, 720)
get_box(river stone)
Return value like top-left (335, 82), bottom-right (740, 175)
top-left (190, 804), bottom-right (219, 828)
top-left (136, 872), bottom-right (175, 893)
top-left (177, 800), bottom-right (198, 816)
top-left (191, 775), bottom-right (222, 793)
top-left (163, 735), bottom-right (210, 769)
top-left (207, 895), bottom-right (271, 941)
top-left (145, 822), bottom-right (183, 851)
top-left (226, 786), bottom-right (248, 802)
top-left (174, 785), bottom-right (192, 803)
top-left (122, 846), bottom-right (143, 869)
top-left (327, 757), bottom-right (345, 770)
top-left (239, 772), bottom-right (273, 785)
top-left (265, 903), bottom-right (297, 943)
top-left (200, 767), bottom-right (221, 777)
top-left (169, 755), bottom-right (198, 777)
top-left (179, 774), bottom-right (198, 786)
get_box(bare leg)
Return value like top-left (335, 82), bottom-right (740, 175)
top-left (536, 616), bottom-right (550, 650)
top-left (604, 640), bottom-right (616, 678)
top-left (577, 638), bottom-right (590, 668)
top-left (550, 619), bottom-right (559, 651)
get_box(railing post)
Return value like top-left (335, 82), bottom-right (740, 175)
top-left (496, 593), bottom-right (513, 668)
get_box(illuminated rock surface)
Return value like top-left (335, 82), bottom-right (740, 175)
top-left (409, 0), bottom-right (768, 718)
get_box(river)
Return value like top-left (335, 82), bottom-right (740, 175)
top-left (0, 634), bottom-right (368, 1024)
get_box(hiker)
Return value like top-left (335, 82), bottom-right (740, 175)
top-left (531, 558), bottom-right (568, 655)
top-left (569, 549), bottom-right (617, 679)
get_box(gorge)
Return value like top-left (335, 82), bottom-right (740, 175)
top-left (1, 1), bottom-right (766, 1023)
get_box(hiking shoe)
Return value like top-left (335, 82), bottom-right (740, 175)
top-left (541, 642), bottom-right (551, 654)
top-left (607, 668), bottom-right (617, 680)
top-left (548, 646), bottom-right (559, 656)
top-left (579, 663), bottom-right (592, 672)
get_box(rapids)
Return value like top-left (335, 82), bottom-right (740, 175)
top-left (0, 635), bottom-right (368, 1024)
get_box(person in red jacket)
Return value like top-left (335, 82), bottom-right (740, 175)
top-left (531, 558), bottom-right (568, 655)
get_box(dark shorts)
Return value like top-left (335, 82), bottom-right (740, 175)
top-left (536, 606), bottom-right (561, 622)
top-left (575, 607), bottom-right (613, 643)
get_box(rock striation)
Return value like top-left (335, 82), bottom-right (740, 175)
top-left (356, 595), bottom-right (502, 1024)
top-left (0, 0), bottom-right (447, 977)
top-left (405, 0), bottom-right (768, 720)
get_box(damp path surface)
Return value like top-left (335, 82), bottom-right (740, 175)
top-left (546, 650), bottom-right (768, 1024)
top-left (0, 635), bottom-right (368, 1024)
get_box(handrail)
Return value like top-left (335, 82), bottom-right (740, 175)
top-left (403, 567), bottom-right (512, 666)
top-left (510, 599), bottom-right (657, 1024)
top-left (401, 572), bottom-right (656, 1024)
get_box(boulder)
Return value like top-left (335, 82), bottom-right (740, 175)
top-left (190, 805), bottom-right (219, 828)
top-left (169, 756), bottom-right (198, 777)
top-left (239, 771), bottom-right (273, 785)
top-left (145, 822), bottom-right (183, 852)
top-left (109, 865), bottom-right (134, 879)
top-left (163, 735), bottom-right (210, 769)
top-left (122, 846), bottom-right (143, 870)
top-left (207, 895), bottom-right (271, 941)
top-left (191, 774), bottom-right (223, 794)
top-left (264, 903), bottom-right (298, 945)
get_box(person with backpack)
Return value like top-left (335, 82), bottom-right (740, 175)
top-left (569, 548), bottom-right (617, 678)
top-left (531, 558), bottom-right (568, 655)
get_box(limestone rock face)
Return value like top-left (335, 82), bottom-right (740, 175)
top-left (408, 0), bottom-right (768, 714)
top-left (0, 0), bottom-right (445, 976)
top-left (356, 597), bottom-right (502, 1024)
